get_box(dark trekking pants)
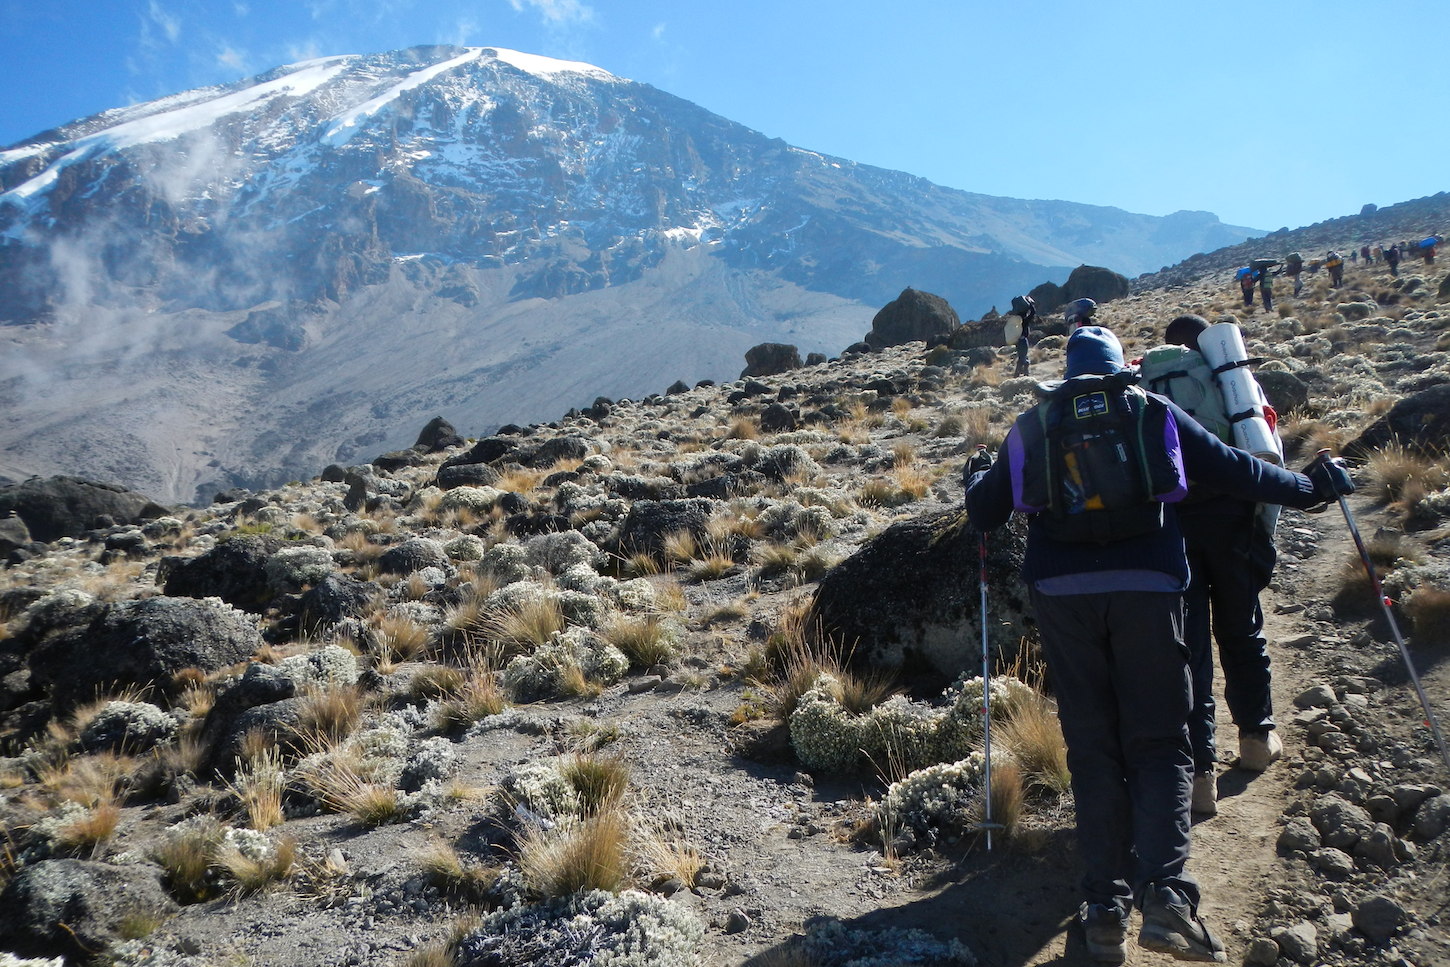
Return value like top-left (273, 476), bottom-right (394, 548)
top-left (1180, 513), bottom-right (1275, 774)
top-left (1030, 587), bottom-right (1198, 911)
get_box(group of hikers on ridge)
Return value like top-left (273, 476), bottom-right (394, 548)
top-left (1237, 232), bottom-right (1443, 307)
top-left (970, 295), bottom-right (1355, 963)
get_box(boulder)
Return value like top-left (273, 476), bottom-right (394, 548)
top-left (161, 535), bottom-right (282, 610)
top-left (759, 403), bottom-right (799, 433)
top-left (377, 537), bottom-right (449, 576)
top-left (1343, 386), bottom-right (1450, 459)
top-left (612, 499), bottom-right (718, 558)
top-left (29, 596), bottom-right (263, 709)
top-left (0, 859), bottom-right (176, 960)
top-left (807, 509), bottom-right (1031, 681)
top-left (519, 436), bottom-right (592, 469)
top-left (300, 574), bottom-right (379, 632)
top-left (865, 288), bottom-right (960, 349)
top-left (1439, 273), bottom-right (1450, 299)
top-left (0, 513), bottom-right (32, 556)
top-left (442, 436), bottom-right (519, 470)
top-left (0, 476), bottom-right (169, 543)
top-left (1255, 369), bottom-right (1311, 415)
top-left (741, 343), bottom-right (803, 378)
top-left (412, 416), bottom-right (465, 453)
top-left (1062, 264), bottom-right (1130, 305)
top-left (436, 462), bottom-right (501, 490)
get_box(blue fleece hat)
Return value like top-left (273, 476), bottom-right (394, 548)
top-left (1063, 325), bottom-right (1127, 378)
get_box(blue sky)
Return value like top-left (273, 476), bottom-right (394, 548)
top-left (1, 0), bottom-right (1444, 232)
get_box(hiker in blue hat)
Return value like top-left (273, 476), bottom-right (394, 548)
top-left (965, 325), bottom-right (1354, 964)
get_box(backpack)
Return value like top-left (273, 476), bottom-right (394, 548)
top-left (1137, 345), bottom-right (1234, 444)
top-left (1008, 373), bottom-right (1187, 543)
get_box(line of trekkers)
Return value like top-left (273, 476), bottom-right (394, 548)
top-left (1234, 232), bottom-right (1443, 309)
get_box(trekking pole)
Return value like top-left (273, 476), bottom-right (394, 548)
top-left (1320, 450), bottom-right (1450, 769)
top-left (966, 445), bottom-right (1004, 850)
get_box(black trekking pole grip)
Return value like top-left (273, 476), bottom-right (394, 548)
top-left (1324, 450), bottom-right (1450, 768)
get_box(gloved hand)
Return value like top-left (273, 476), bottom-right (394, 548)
top-left (1303, 453), bottom-right (1354, 503)
top-left (966, 446), bottom-right (994, 475)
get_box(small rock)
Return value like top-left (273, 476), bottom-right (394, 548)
top-left (1270, 921), bottom-right (1318, 964)
top-left (1354, 822), bottom-right (1403, 870)
top-left (1277, 818), bottom-right (1321, 853)
top-left (1353, 894), bottom-right (1408, 942)
top-left (1295, 684), bottom-right (1338, 709)
top-left (1245, 937), bottom-right (1280, 966)
top-left (1309, 847), bottom-right (1356, 879)
top-left (1409, 794), bottom-right (1450, 841)
top-left (724, 909), bottom-right (751, 933)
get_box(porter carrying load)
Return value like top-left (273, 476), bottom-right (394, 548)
top-left (1197, 322), bottom-right (1283, 464)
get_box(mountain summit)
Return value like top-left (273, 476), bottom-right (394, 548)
top-left (0, 45), bottom-right (1256, 503)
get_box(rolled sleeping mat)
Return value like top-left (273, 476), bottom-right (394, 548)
top-left (1198, 322), bottom-right (1284, 464)
top-left (1003, 313), bottom-right (1023, 345)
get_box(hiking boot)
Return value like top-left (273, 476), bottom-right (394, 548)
top-left (1238, 729), bottom-right (1283, 772)
top-left (1138, 884), bottom-right (1226, 962)
top-left (1079, 901), bottom-right (1129, 964)
top-left (1191, 773), bottom-right (1218, 816)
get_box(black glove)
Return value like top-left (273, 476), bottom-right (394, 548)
top-left (1303, 454), bottom-right (1354, 503)
top-left (966, 446), bottom-right (994, 475)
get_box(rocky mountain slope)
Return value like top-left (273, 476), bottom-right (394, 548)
top-left (0, 239), bottom-right (1447, 967)
top-left (0, 45), bottom-right (1257, 504)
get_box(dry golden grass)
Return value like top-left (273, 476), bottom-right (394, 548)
top-left (1277, 417), bottom-right (1350, 461)
top-left (632, 824), bottom-right (706, 889)
top-left (985, 760), bottom-right (1026, 839)
top-left (40, 750), bottom-right (134, 807)
top-left (661, 529), bottom-right (698, 567)
top-left (294, 687), bottom-right (363, 747)
top-left (296, 755), bottom-right (403, 827)
top-left (517, 807), bottom-right (632, 898)
top-left (494, 466), bottom-right (545, 494)
top-left (152, 817), bottom-right (226, 903)
top-left (417, 838), bottom-right (499, 903)
top-left (433, 662), bottom-right (508, 732)
top-left (373, 613), bottom-right (431, 662)
top-left (228, 746), bottom-right (286, 831)
top-left (602, 614), bottom-right (675, 669)
top-left (556, 660), bottom-right (605, 700)
top-left (1365, 444), bottom-right (1450, 505)
top-left (1000, 692), bottom-right (1071, 794)
top-left (890, 441), bottom-right (916, 467)
top-left (559, 754), bottom-right (630, 817)
top-left (754, 602), bottom-right (895, 720)
top-left (1405, 588), bottom-right (1450, 646)
top-left (726, 417), bottom-right (760, 440)
top-left (890, 397), bottom-right (914, 418)
top-left (483, 595), bottom-right (566, 656)
top-left (52, 800), bottom-right (121, 856)
top-left (406, 664), bottom-right (467, 701)
top-left (217, 835), bottom-right (296, 896)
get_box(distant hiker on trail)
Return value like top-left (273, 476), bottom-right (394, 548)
top-left (1064, 297), bottom-right (1097, 331)
top-left (1237, 266), bottom-right (1255, 307)
top-left (1419, 234), bottom-right (1441, 265)
top-left (1143, 314), bottom-right (1286, 818)
top-left (1349, 249), bottom-right (1358, 264)
top-left (1385, 244), bottom-right (1401, 277)
top-left (1360, 244), bottom-right (1372, 264)
top-left (1011, 294), bottom-right (1037, 377)
top-left (1249, 259), bottom-right (1277, 312)
top-left (1325, 251), bottom-right (1345, 287)
top-left (1284, 252), bottom-right (1305, 296)
top-left (964, 326), bottom-right (1353, 965)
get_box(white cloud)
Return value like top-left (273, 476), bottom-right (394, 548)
top-left (507, 0), bottom-right (595, 26)
top-left (448, 16), bottom-right (480, 46)
top-left (651, 22), bottom-right (666, 41)
top-left (147, 0), bottom-right (181, 43)
top-left (217, 45), bottom-right (246, 71)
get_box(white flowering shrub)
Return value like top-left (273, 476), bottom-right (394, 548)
top-left (605, 578), bottom-right (657, 613)
top-left (221, 826), bottom-right (277, 865)
top-left (399, 735), bottom-right (459, 791)
top-left (882, 753), bottom-right (988, 837)
top-left (502, 628), bottom-right (629, 701)
top-left (439, 486), bottom-right (505, 515)
top-left (277, 644), bottom-right (359, 690)
top-left (558, 589), bottom-right (608, 628)
top-left (501, 760), bottom-right (581, 821)
top-left (485, 580), bottom-right (552, 614)
top-left (789, 674), bottom-right (1033, 776)
top-left (455, 889), bottom-right (705, 967)
top-left (524, 531), bottom-right (603, 574)
top-left (479, 543), bottom-right (533, 585)
top-left (580, 454), bottom-right (613, 474)
top-left (557, 563), bottom-right (608, 595)
top-left (264, 546), bottom-right (335, 593)
top-left (1382, 560), bottom-right (1450, 603)
top-left (444, 534), bottom-right (487, 561)
top-left (1418, 487), bottom-right (1450, 519)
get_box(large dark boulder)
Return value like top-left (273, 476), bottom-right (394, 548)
top-left (0, 858), bottom-right (176, 960)
top-left (1063, 264), bottom-right (1130, 305)
top-left (518, 436), bottom-right (593, 469)
top-left (741, 343), bottom-right (803, 378)
top-left (442, 436), bottom-right (519, 469)
top-left (612, 499), bottom-right (718, 558)
top-left (1343, 386), bottom-right (1450, 460)
top-left (807, 509), bottom-right (1031, 682)
top-left (377, 537), bottom-right (449, 576)
top-left (413, 416), bottom-right (465, 453)
top-left (1255, 369), bottom-right (1311, 416)
top-left (0, 513), bottom-right (32, 556)
top-left (436, 462), bottom-right (501, 490)
top-left (29, 596), bottom-right (263, 708)
top-left (0, 476), bottom-right (169, 543)
top-left (161, 534), bottom-right (282, 611)
top-left (865, 288), bottom-right (960, 349)
top-left (300, 574), bottom-right (379, 631)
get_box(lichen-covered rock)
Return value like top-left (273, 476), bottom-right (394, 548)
top-left (377, 537), bottom-right (449, 575)
top-left (502, 629), bottom-right (628, 701)
top-left (161, 534), bottom-right (281, 610)
top-left (0, 859), bottom-right (176, 961)
top-left (264, 545), bottom-right (335, 593)
top-left (808, 509), bottom-right (1029, 680)
top-left (524, 531), bottom-right (603, 574)
top-left (77, 700), bottom-right (178, 753)
top-left (29, 596), bottom-right (263, 709)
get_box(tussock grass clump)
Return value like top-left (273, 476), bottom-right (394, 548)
top-left (295, 755), bottom-right (403, 827)
top-left (372, 612), bottom-right (431, 662)
top-left (51, 799), bottom-right (122, 856)
top-left (418, 838), bottom-right (499, 903)
top-left (152, 817), bottom-right (227, 903)
top-left (985, 760), bottom-right (1025, 839)
top-left (1405, 588), bottom-right (1450, 646)
top-left (558, 754), bottom-right (630, 818)
top-left (228, 746), bottom-right (286, 831)
top-left (1365, 444), bottom-right (1450, 505)
top-left (294, 686), bottom-right (363, 747)
top-left (483, 595), bottom-right (566, 656)
top-left (434, 664), bottom-right (508, 732)
top-left (216, 833), bottom-right (296, 895)
top-left (517, 807), bottom-right (632, 898)
top-left (1000, 692), bottom-right (1071, 794)
top-left (602, 614), bottom-right (675, 669)
top-left (726, 417), bottom-right (760, 441)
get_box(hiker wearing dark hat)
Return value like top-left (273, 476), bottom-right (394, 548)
top-left (1012, 294), bottom-right (1037, 376)
top-left (1064, 297), bottom-right (1097, 330)
top-left (1154, 315), bottom-right (1285, 818)
top-left (965, 325), bottom-right (1354, 964)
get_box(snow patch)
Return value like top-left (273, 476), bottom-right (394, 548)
top-left (488, 48), bottom-right (616, 81)
top-left (323, 48), bottom-right (484, 146)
